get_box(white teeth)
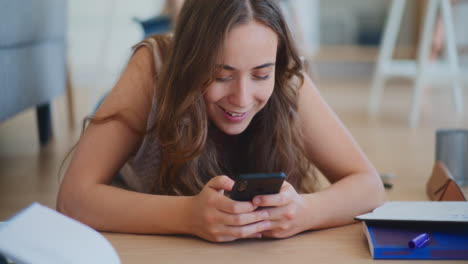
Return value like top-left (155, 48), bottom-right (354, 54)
top-left (227, 111), bottom-right (243, 117)
top-left (220, 106), bottom-right (245, 117)
top-left (222, 108), bottom-right (243, 117)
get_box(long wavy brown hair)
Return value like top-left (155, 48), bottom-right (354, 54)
top-left (149, 0), bottom-right (317, 195)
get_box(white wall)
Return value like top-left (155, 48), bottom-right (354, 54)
top-left (283, 0), bottom-right (320, 56)
top-left (70, 0), bottom-right (467, 96)
top-left (319, 0), bottom-right (389, 45)
top-left (68, 0), bottom-right (164, 96)
top-left (67, 0), bottom-right (467, 93)
top-left (68, 0), bottom-right (321, 101)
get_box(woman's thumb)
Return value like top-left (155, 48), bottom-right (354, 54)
top-left (207, 175), bottom-right (234, 191)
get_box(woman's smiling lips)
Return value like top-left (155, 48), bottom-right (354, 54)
top-left (218, 105), bottom-right (248, 122)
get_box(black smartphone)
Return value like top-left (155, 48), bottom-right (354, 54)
top-left (228, 172), bottom-right (285, 201)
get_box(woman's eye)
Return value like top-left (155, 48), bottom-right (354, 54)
top-left (253, 74), bottom-right (269, 80)
top-left (215, 76), bottom-right (232, 82)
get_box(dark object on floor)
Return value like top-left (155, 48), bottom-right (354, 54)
top-left (133, 16), bottom-right (171, 38)
top-left (0, 254), bottom-right (7, 264)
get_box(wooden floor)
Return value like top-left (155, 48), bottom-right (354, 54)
top-left (1, 70), bottom-right (467, 220)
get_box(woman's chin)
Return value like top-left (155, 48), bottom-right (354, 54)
top-left (216, 122), bottom-right (248, 135)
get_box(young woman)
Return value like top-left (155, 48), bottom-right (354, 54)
top-left (57, 0), bottom-right (385, 242)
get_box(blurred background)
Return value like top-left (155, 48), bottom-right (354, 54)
top-left (1, 0), bottom-right (467, 219)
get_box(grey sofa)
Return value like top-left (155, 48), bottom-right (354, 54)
top-left (0, 0), bottom-right (69, 145)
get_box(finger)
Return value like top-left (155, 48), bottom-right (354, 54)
top-left (262, 206), bottom-right (288, 221)
top-left (213, 233), bottom-right (260, 242)
top-left (280, 180), bottom-right (292, 189)
top-left (261, 230), bottom-right (274, 238)
top-left (216, 195), bottom-right (256, 214)
top-left (207, 175), bottom-right (235, 192)
top-left (212, 236), bottom-right (237, 243)
top-left (247, 233), bottom-right (262, 239)
top-left (221, 210), bottom-right (269, 226)
top-left (224, 220), bottom-right (271, 239)
top-left (261, 229), bottom-right (285, 238)
top-left (261, 221), bottom-right (293, 239)
top-left (252, 189), bottom-right (292, 207)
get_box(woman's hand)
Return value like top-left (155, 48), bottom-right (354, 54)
top-left (253, 181), bottom-right (309, 238)
top-left (188, 175), bottom-right (271, 242)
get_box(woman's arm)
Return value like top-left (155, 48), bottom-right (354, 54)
top-left (297, 74), bottom-right (385, 229)
top-left (254, 74), bottom-right (385, 238)
top-left (57, 46), bottom-right (191, 234)
top-left (57, 47), bottom-right (270, 240)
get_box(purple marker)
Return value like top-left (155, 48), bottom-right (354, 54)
top-left (408, 233), bottom-right (430, 248)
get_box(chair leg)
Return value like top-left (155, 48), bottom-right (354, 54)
top-left (369, 73), bottom-right (386, 114)
top-left (409, 0), bottom-right (439, 127)
top-left (440, 0), bottom-right (463, 113)
top-left (368, 0), bottom-right (406, 114)
top-left (0, 253), bottom-right (8, 264)
top-left (409, 75), bottom-right (426, 127)
top-left (66, 63), bottom-right (76, 127)
top-left (36, 103), bottom-right (52, 145)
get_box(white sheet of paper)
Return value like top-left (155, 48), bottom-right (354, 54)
top-left (356, 201), bottom-right (468, 222)
top-left (0, 203), bottom-right (120, 264)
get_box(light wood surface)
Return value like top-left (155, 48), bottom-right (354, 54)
top-left (1, 62), bottom-right (467, 262)
top-left (103, 221), bottom-right (462, 264)
top-left (103, 224), bottom-right (373, 264)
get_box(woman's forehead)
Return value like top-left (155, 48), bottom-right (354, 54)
top-left (219, 20), bottom-right (278, 70)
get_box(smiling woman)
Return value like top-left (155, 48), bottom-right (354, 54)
top-left (205, 20), bottom-right (277, 135)
top-left (57, 0), bottom-right (385, 243)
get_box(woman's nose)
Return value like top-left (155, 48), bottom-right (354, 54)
top-left (228, 77), bottom-right (251, 108)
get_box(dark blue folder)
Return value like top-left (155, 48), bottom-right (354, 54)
top-left (363, 221), bottom-right (468, 259)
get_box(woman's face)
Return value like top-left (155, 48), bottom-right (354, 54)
top-left (204, 20), bottom-right (278, 135)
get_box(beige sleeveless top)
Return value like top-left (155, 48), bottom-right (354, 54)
top-left (118, 36), bottom-right (170, 194)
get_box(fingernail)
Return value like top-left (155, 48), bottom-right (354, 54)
top-left (261, 211), bottom-right (269, 218)
top-left (262, 221), bottom-right (270, 229)
top-left (256, 233), bottom-right (262, 238)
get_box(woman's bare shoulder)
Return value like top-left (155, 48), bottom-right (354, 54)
top-left (95, 45), bottom-right (157, 134)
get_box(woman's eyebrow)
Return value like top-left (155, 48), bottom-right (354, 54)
top-left (252, 62), bottom-right (275, 70)
top-left (216, 62), bottom-right (276, 71)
